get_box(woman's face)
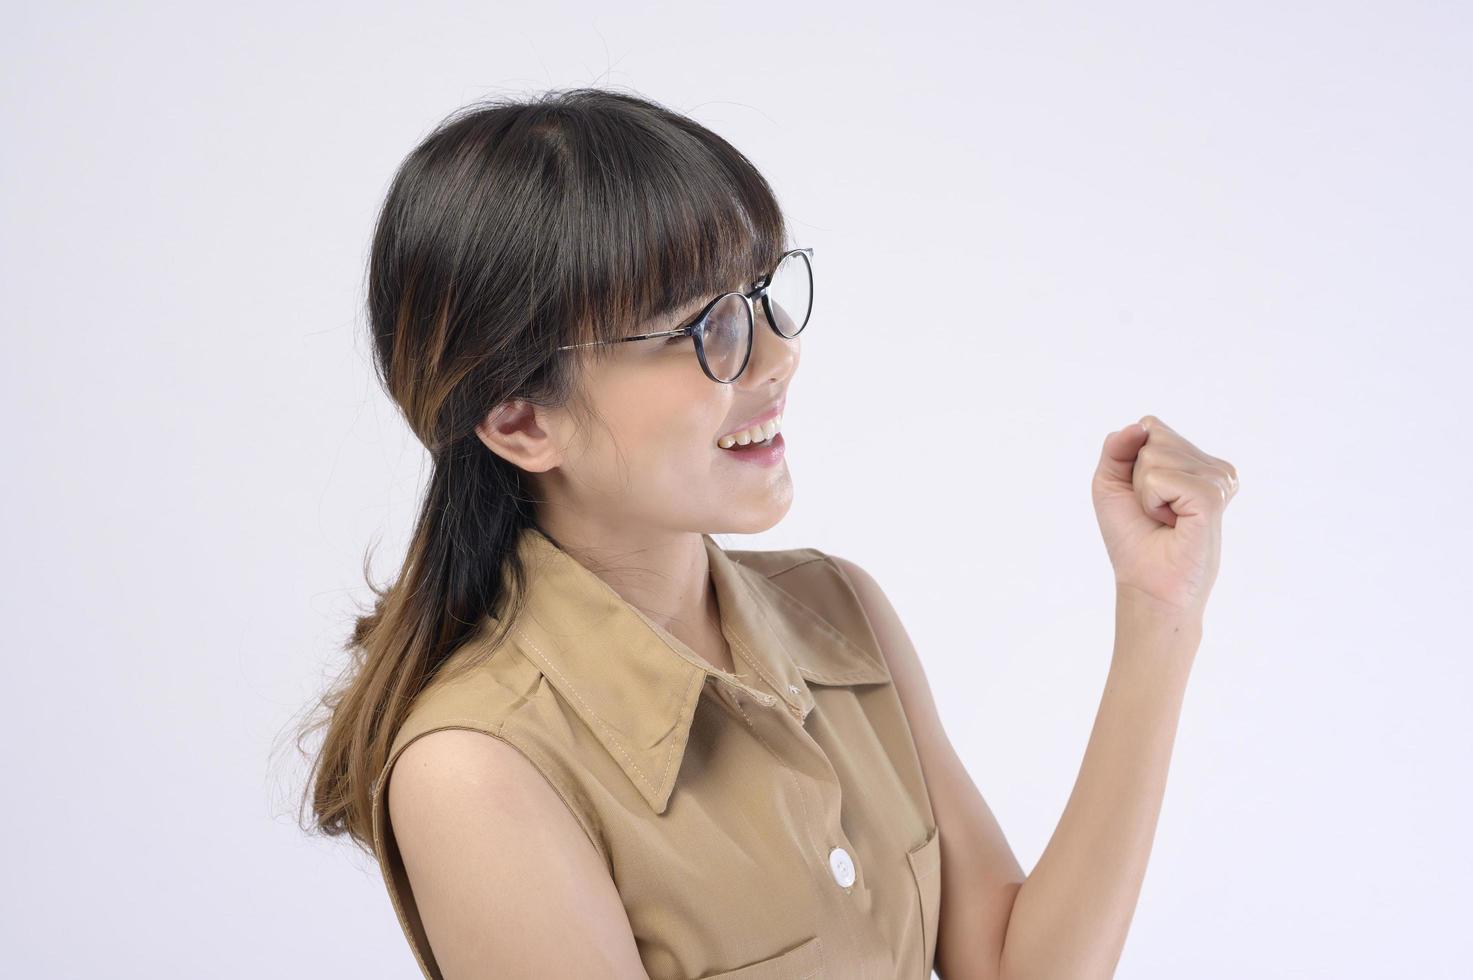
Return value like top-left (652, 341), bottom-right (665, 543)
top-left (478, 290), bottom-right (800, 540)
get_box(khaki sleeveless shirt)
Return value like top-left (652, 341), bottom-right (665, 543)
top-left (370, 525), bottom-right (942, 979)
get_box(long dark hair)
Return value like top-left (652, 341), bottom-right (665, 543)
top-left (295, 87), bottom-right (791, 850)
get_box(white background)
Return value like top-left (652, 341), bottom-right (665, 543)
top-left (3, 2), bottom-right (1469, 977)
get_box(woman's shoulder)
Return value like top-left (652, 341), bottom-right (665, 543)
top-left (719, 541), bottom-right (895, 686)
top-left (383, 623), bottom-right (537, 762)
top-left (371, 622), bottom-right (613, 868)
top-left (719, 541), bottom-right (826, 571)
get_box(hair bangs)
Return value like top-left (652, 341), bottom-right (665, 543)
top-left (544, 98), bottom-right (790, 359)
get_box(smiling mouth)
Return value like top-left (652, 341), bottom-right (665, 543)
top-left (716, 396), bottom-right (786, 447)
top-left (716, 413), bottom-right (783, 449)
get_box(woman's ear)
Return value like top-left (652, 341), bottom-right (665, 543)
top-left (474, 399), bottom-right (564, 473)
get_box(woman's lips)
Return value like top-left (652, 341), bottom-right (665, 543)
top-left (717, 397), bottom-right (785, 443)
top-left (717, 430), bottom-right (786, 466)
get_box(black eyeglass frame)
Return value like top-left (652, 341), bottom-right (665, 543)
top-left (555, 246), bottom-right (814, 385)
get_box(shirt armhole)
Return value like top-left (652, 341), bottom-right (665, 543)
top-left (369, 721), bottom-right (612, 980)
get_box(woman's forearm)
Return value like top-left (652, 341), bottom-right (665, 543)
top-left (996, 589), bottom-right (1202, 980)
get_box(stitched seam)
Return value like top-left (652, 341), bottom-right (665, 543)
top-left (378, 719), bottom-right (610, 869)
top-left (755, 575), bottom-right (889, 683)
top-left (912, 860), bottom-right (928, 977)
top-left (907, 834), bottom-right (942, 976)
top-left (763, 554), bottom-right (830, 577)
top-left (664, 668), bottom-right (707, 802)
top-left (796, 664), bottom-right (888, 684)
top-left (728, 574), bottom-right (814, 719)
top-left (762, 577), bottom-right (856, 650)
top-left (727, 583), bottom-right (783, 694)
top-left (492, 724), bottom-right (611, 871)
top-left (728, 629), bottom-right (789, 708)
top-left (374, 731), bottom-right (461, 980)
top-left (372, 757), bottom-right (442, 980)
top-left (732, 695), bottom-right (861, 980)
top-left (733, 549), bottom-right (828, 578)
top-left (372, 720), bottom-right (611, 980)
top-left (513, 625), bottom-right (665, 800)
top-left (798, 935), bottom-right (825, 979)
top-left (739, 553), bottom-right (889, 685)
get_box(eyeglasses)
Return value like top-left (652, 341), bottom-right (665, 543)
top-left (556, 246), bottom-right (814, 384)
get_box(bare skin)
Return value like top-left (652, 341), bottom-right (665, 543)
top-left (477, 289), bottom-right (797, 676)
top-left (390, 289), bottom-right (802, 979)
top-left (388, 269), bottom-right (1240, 978)
top-left (837, 418), bottom-right (1236, 980)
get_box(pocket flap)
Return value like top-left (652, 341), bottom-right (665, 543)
top-left (907, 826), bottom-right (942, 976)
top-left (907, 825), bottom-right (941, 881)
top-left (697, 934), bottom-right (824, 979)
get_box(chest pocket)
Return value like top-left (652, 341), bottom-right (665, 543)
top-left (907, 826), bottom-right (942, 977)
top-left (695, 935), bottom-right (824, 979)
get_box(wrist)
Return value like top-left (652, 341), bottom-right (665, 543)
top-left (1114, 582), bottom-right (1206, 630)
top-left (1113, 587), bottom-right (1202, 683)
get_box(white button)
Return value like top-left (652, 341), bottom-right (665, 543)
top-left (788, 683), bottom-right (801, 695)
top-left (828, 846), bottom-right (855, 887)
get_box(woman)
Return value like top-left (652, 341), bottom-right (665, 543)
top-left (301, 87), bottom-right (1238, 979)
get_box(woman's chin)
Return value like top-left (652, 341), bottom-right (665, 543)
top-left (705, 485), bottom-right (794, 536)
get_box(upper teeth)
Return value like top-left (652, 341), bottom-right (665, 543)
top-left (718, 414), bottom-right (783, 449)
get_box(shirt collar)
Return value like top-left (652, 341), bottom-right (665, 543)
top-left (504, 524), bottom-right (890, 814)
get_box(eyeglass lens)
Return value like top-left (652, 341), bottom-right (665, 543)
top-left (699, 250), bottom-right (813, 382)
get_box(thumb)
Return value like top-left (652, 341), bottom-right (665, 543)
top-left (1094, 422), bottom-right (1150, 489)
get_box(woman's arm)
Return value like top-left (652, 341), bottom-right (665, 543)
top-left (389, 729), bottom-right (652, 980)
top-left (829, 554), bottom-right (1026, 980)
top-left (995, 589), bottom-right (1200, 980)
top-left (832, 558), bottom-right (1201, 980)
top-left (995, 415), bottom-right (1233, 978)
top-left (831, 416), bottom-right (1233, 979)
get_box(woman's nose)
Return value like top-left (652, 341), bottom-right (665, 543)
top-left (740, 304), bottom-right (799, 386)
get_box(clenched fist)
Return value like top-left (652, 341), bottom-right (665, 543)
top-left (1092, 416), bottom-right (1239, 618)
